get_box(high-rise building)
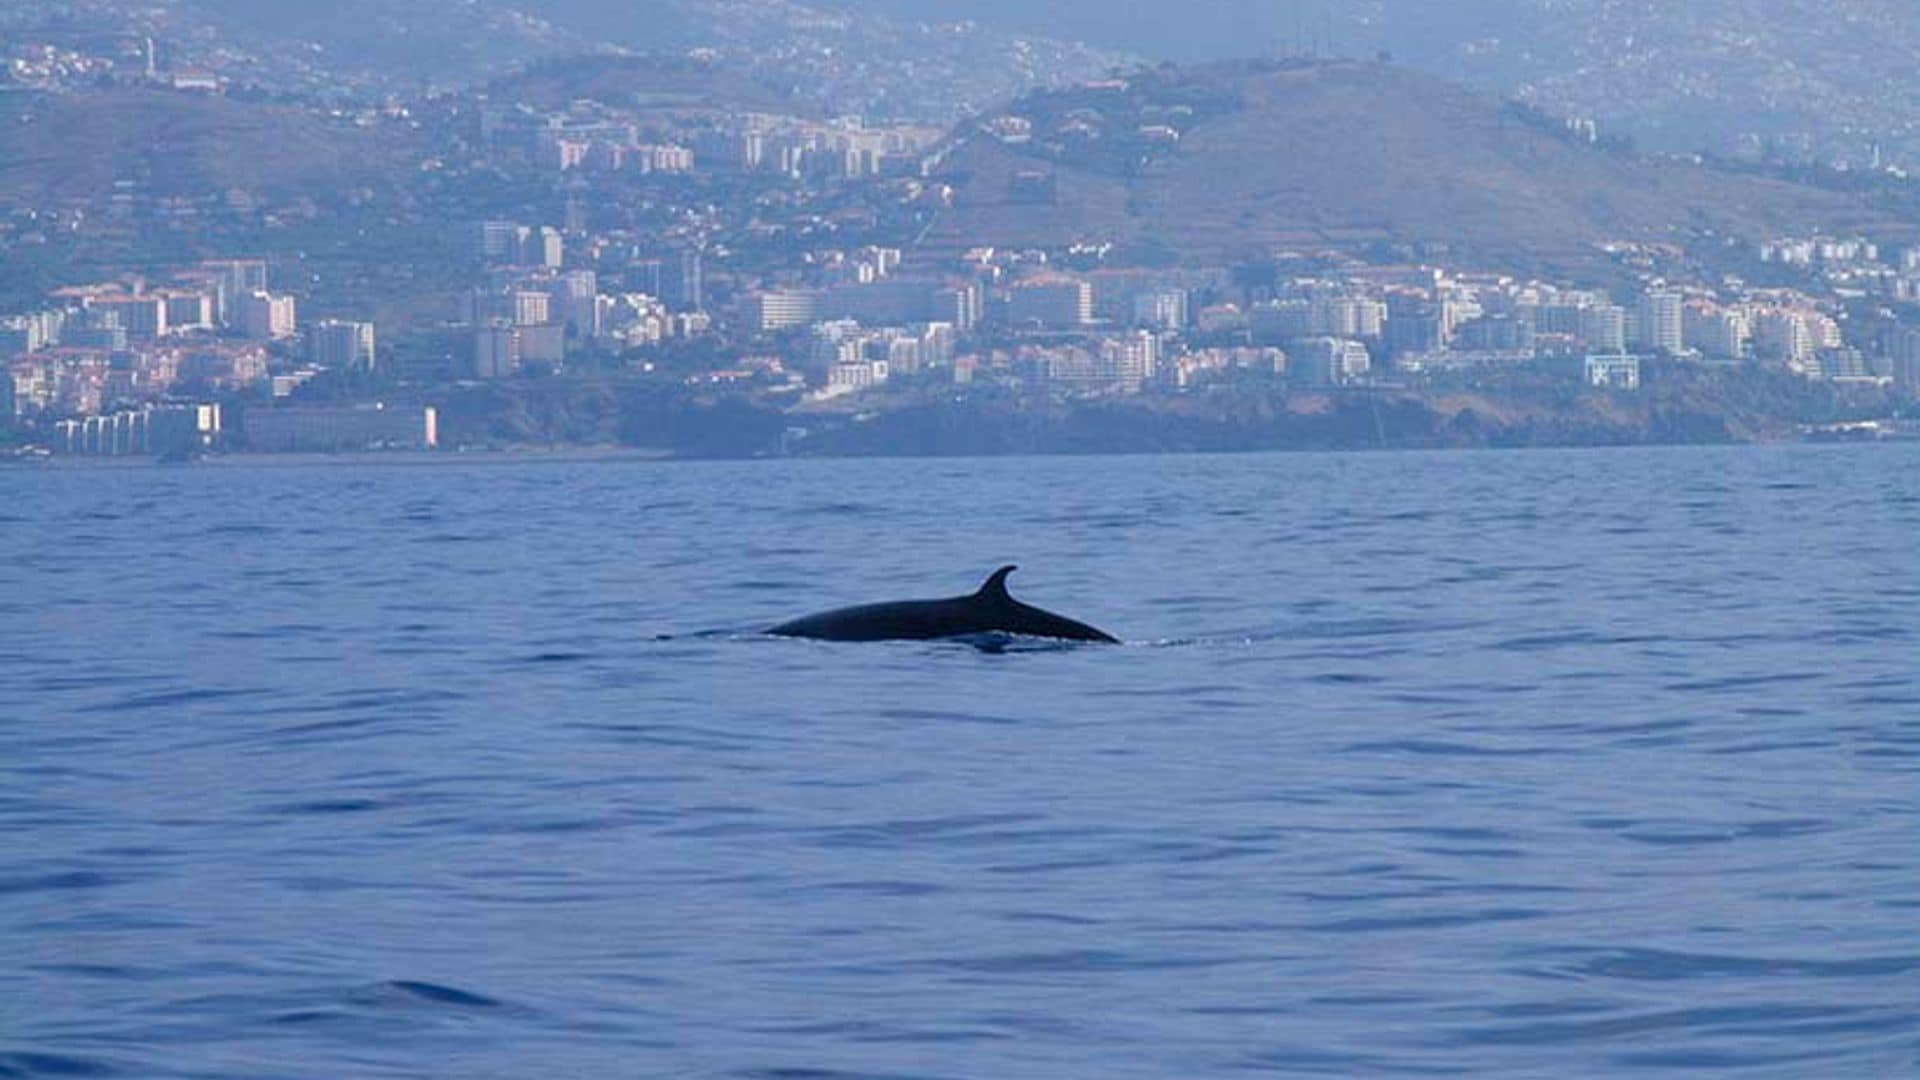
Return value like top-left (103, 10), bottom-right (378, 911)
top-left (474, 221), bottom-right (520, 262)
top-left (1008, 279), bottom-right (1092, 329)
top-left (1455, 314), bottom-right (1535, 353)
top-left (1311, 296), bottom-right (1386, 339)
top-left (511, 291), bottom-right (552, 327)
top-left (1818, 348), bottom-right (1871, 380)
top-left (474, 322), bottom-right (521, 378)
top-left (307, 320), bottom-right (376, 370)
top-left (629, 259), bottom-right (665, 298)
top-left (1894, 327), bottom-right (1920, 393)
top-left (1289, 338), bottom-right (1371, 386)
top-left (201, 259), bottom-right (269, 323)
top-left (520, 227), bottom-right (564, 269)
top-left (935, 284), bottom-right (981, 332)
top-left (1534, 304), bottom-right (1585, 336)
top-left (874, 332), bottom-right (925, 376)
top-left (549, 271), bottom-right (600, 337)
top-left (1249, 300), bottom-right (1314, 344)
top-left (1634, 290), bottom-right (1684, 355)
top-left (1753, 310), bottom-right (1817, 369)
top-left (160, 290), bottom-right (215, 333)
top-left (748, 291), bottom-right (821, 332)
top-left (1385, 295), bottom-right (1444, 356)
top-left (1131, 289), bottom-right (1189, 331)
top-left (204, 259), bottom-right (268, 294)
top-left (1101, 330), bottom-right (1161, 390)
top-left (665, 248), bottom-right (704, 311)
top-left (919, 323), bottom-right (956, 370)
top-left (1683, 305), bottom-right (1749, 360)
top-left (93, 295), bottom-right (168, 340)
top-left (239, 291), bottom-right (298, 341)
top-left (1578, 305), bottom-right (1627, 354)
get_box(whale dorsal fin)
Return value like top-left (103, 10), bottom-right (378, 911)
top-left (976, 565), bottom-right (1018, 601)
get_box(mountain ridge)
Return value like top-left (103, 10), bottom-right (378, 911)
top-left (916, 60), bottom-right (1911, 274)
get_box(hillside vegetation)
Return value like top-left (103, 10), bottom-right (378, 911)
top-left (838, 0), bottom-right (1920, 163)
top-left (920, 61), bottom-right (1909, 272)
top-left (485, 55), bottom-right (805, 116)
top-left (0, 90), bottom-right (425, 207)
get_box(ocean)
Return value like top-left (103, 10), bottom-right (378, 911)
top-left (2, 445), bottom-right (1916, 1077)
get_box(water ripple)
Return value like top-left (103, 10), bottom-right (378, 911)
top-left (2, 446), bottom-right (1916, 1078)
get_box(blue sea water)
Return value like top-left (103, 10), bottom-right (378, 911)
top-left (1, 445), bottom-right (1917, 1078)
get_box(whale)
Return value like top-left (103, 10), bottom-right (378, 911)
top-left (769, 566), bottom-right (1119, 644)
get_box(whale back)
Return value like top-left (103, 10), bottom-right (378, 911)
top-left (769, 566), bottom-right (1117, 644)
top-left (971, 565), bottom-right (1118, 644)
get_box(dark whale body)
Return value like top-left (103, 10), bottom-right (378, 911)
top-left (769, 566), bottom-right (1119, 644)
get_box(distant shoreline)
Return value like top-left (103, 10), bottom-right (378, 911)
top-left (12, 446), bottom-right (677, 470)
top-left (9, 435), bottom-right (1914, 471)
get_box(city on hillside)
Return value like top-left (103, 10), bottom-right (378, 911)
top-left (4, 6), bottom-right (1920, 458)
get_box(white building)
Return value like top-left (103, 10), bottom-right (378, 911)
top-left (748, 290), bottom-right (822, 332)
top-left (160, 290), bottom-right (215, 334)
top-left (52, 404), bottom-right (221, 456)
top-left (1100, 331), bottom-right (1160, 391)
top-left (826, 359), bottom-right (888, 394)
top-left (239, 291), bottom-right (298, 341)
top-left (244, 404), bottom-right (437, 452)
top-left (1585, 355), bottom-right (1641, 390)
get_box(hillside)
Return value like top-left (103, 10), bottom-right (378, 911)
top-left (917, 61), bottom-right (1908, 273)
top-left (163, 0), bottom-right (1124, 122)
top-left (485, 55), bottom-right (806, 116)
top-left (184, 0), bottom-right (596, 84)
top-left (837, 0), bottom-right (1920, 165)
top-left (0, 89), bottom-right (425, 207)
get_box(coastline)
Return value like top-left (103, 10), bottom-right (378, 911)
top-left (9, 445), bottom-right (676, 470)
top-left (8, 431), bottom-right (1915, 470)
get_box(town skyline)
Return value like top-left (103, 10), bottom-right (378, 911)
top-left (4, 3), bottom-right (1919, 457)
